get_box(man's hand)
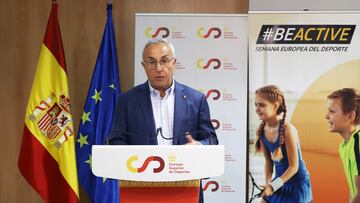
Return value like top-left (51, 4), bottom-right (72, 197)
top-left (185, 133), bottom-right (201, 145)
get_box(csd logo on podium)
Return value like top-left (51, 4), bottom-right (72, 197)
top-left (127, 156), bottom-right (165, 173)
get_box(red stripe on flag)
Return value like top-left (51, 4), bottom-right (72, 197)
top-left (39, 115), bottom-right (51, 130)
top-left (18, 125), bottom-right (79, 203)
top-left (43, 119), bottom-right (52, 131)
top-left (38, 114), bottom-right (48, 124)
top-left (43, 3), bottom-right (67, 72)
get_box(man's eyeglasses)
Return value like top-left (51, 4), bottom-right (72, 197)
top-left (143, 58), bottom-right (175, 70)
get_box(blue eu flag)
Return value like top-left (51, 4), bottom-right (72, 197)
top-left (76, 4), bottom-right (120, 203)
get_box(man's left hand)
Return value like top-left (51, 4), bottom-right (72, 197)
top-left (185, 134), bottom-right (201, 145)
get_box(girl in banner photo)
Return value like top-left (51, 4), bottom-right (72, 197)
top-left (254, 85), bottom-right (312, 203)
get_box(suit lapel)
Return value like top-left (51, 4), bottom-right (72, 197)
top-left (173, 82), bottom-right (187, 145)
top-left (139, 82), bottom-right (157, 144)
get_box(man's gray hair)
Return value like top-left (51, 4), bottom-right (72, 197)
top-left (142, 38), bottom-right (176, 59)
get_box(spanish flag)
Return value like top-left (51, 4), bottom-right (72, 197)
top-left (18, 2), bottom-right (79, 203)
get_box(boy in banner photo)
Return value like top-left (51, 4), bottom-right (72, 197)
top-left (326, 88), bottom-right (360, 203)
top-left (253, 85), bottom-right (313, 203)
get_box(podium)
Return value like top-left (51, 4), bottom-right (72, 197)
top-left (92, 145), bottom-right (224, 203)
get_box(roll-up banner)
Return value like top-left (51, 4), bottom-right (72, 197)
top-left (249, 11), bottom-right (360, 203)
top-left (135, 14), bottom-right (248, 202)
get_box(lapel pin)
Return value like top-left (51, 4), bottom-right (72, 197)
top-left (182, 95), bottom-right (187, 99)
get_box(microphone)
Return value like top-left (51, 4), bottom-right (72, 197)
top-left (156, 127), bottom-right (173, 140)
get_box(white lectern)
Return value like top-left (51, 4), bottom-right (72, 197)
top-left (92, 145), bottom-right (224, 203)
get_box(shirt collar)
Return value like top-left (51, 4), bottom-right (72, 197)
top-left (148, 79), bottom-right (175, 98)
top-left (342, 128), bottom-right (360, 146)
top-left (351, 128), bottom-right (360, 140)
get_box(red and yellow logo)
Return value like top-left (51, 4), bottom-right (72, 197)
top-left (203, 180), bottom-right (219, 192)
top-left (205, 89), bottom-right (221, 100)
top-left (197, 27), bottom-right (222, 38)
top-left (145, 27), bottom-right (170, 38)
top-left (199, 89), bottom-right (221, 100)
top-left (127, 155), bottom-right (165, 173)
top-left (196, 58), bottom-right (221, 69)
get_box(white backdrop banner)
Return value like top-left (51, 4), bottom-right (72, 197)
top-left (248, 11), bottom-right (360, 203)
top-left (135, 14), bottom-right (248, 202)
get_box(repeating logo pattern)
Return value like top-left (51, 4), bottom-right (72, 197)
top-left (145, 27), bottom-right (170, 38)
top-left (197, 58), bottom-right (221, 69)
top-left (205, 89), bottom-right (221, 100)
top-left (197, 27), bottom-right (222, 38)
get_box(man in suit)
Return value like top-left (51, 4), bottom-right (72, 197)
top-left (108, 39), bottom-right (218, 203)
top-left (108, 39), bottom-right (218, 146)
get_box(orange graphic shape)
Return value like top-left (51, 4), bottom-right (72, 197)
top-left (291, 59), bottom-right (360, 203)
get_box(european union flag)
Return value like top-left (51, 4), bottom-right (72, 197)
top-left (76, 4), bottom-right (120, 203)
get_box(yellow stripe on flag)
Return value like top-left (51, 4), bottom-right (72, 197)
top-left (24, 44), bottom-right (79, 197)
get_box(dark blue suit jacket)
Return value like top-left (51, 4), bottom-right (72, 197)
top-left (108, 81), bottom-right (218, 145)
